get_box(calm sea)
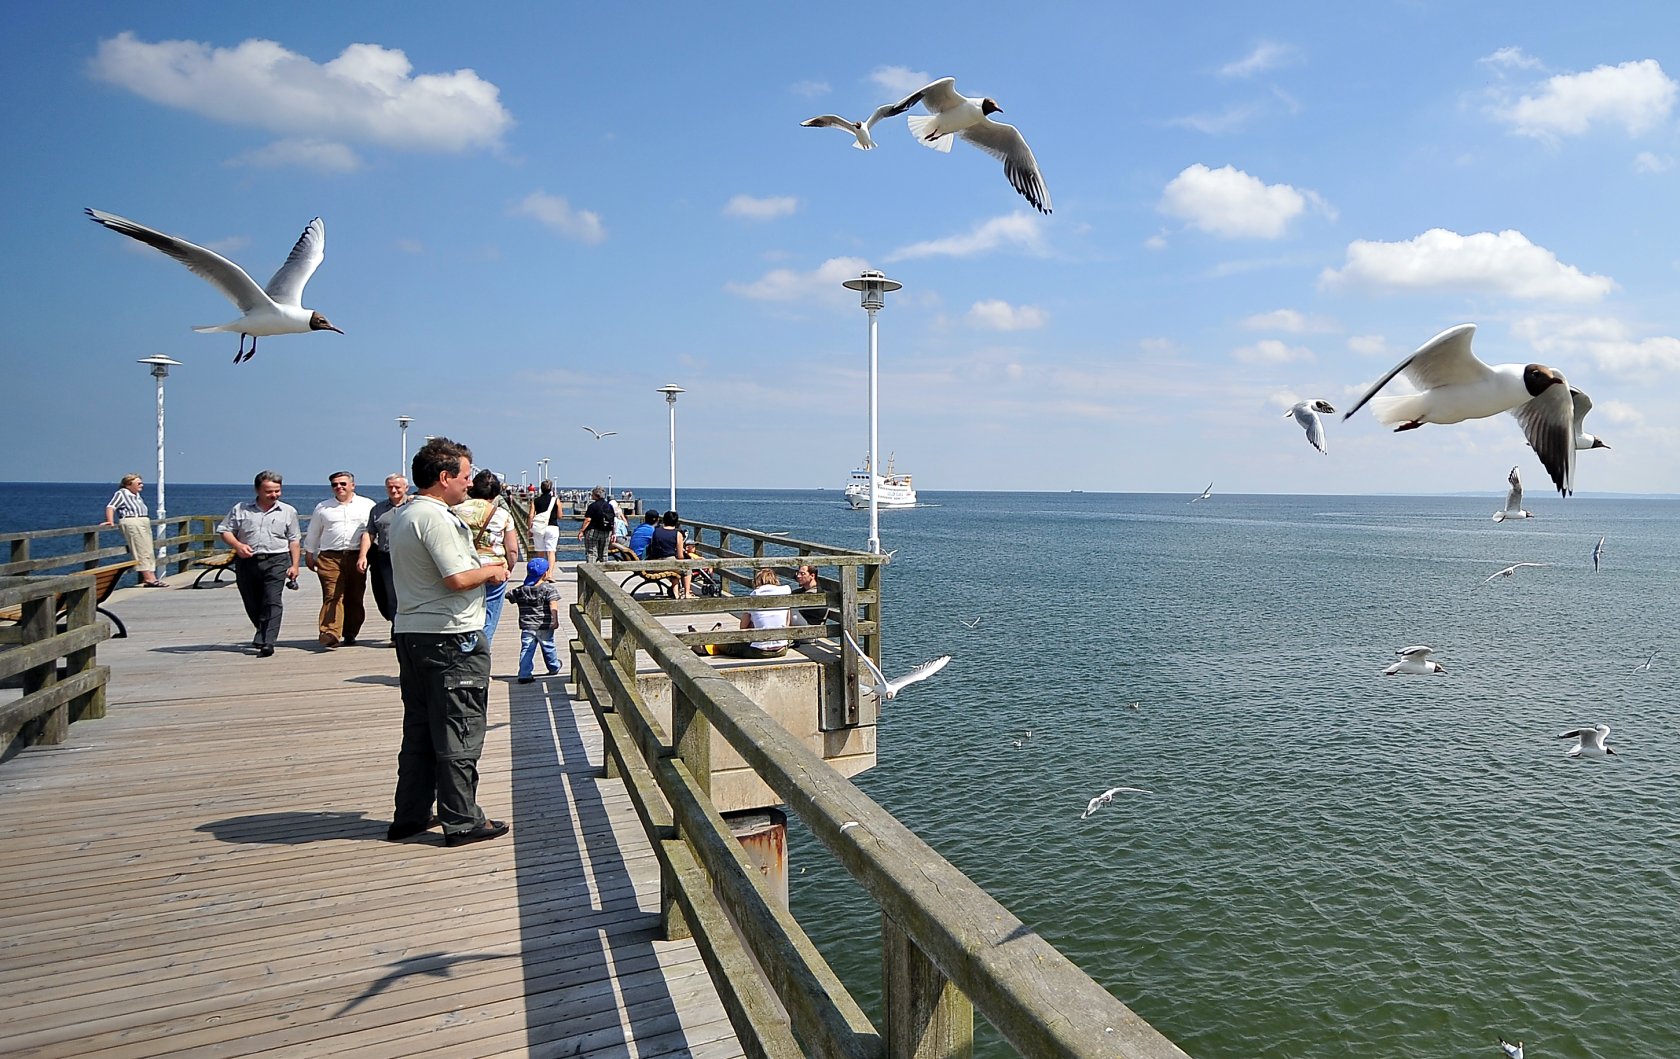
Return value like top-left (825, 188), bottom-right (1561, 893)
top-left (5, 484), bottom-right (1676, 1057)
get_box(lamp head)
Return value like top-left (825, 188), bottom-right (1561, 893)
top-left (842, 270), bottom-right (902, 310)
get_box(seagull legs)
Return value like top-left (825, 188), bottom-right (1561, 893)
top-left (239, 334), bottom-right (258, 363)
top-left (1393, 421), bottom-right (1423, 432)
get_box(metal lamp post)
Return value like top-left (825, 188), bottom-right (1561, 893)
top-left (841, 270), bottom-right (901, 554)
top-left (137, 355), bottom-right (182, 564)
top-left (657, 385), bottom-right (685, 511)
top-left (537, 458), bottom-right (550, 487)
top-left (395, 415), bottom-right (413, 474)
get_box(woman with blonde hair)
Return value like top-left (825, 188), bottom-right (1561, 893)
top-left (102, 473), bottom-right (164, 586)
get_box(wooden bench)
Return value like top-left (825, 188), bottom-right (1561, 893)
top-left (0, 561), bottom-right (135, 640)
top-left (191, 550), bottom-right (236, 588)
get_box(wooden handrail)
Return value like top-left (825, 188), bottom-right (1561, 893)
top-left (0, 573), bottom-right (113, 759)
top-left (569, 555), bottom-right (1192, 1058)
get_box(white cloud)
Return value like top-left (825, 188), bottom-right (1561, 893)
top-left (1240, 309), bottom-right (1336, 334)
top-left (1219, 41), bottom-right (1298, 79)
top-left (510, 191), bottom-right (606, 245)
top-left (968, 300), bottom-right (1048, 331)
top-left (1634, 151), bottom-right (1673, 173)
top-left (724, 194), bottom-right (799, 221)
top-left (1498, 59), bottom-right (1677, 140)
top-left (1479, 46), bottom-right (1543, 72)
top-left (1159, 163), bottom-right (1325, 239)
top-left (89, 32), bottom-right (511, 162)
top-left (1347, 334), bottom-right (1391, 357)
top-left (1144, 231), bottom-right (1169, 250)
top-left (1320, 228), bottom-right (1615, 302)
top-left (887, 213), bottom-right (1048, 260)
top-left (869, 65), bottom-right (931, 97)
top-left (790, 79), bottom-right (830, 98)
top-left (225, 137), bottom-right (361, 173)
top-left (1166, 103), bottom-right (1262, 135)
top-left (1511, 313), bottom-right (1680, 379)
top-left (1233, 339), bottom-right (1314, 365)
top-left (725, 255), bottom-right (871, 303)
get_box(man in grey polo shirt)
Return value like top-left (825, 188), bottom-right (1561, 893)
top-left (217, 470), bottom-right (302, 657)
top-left (385, 437), bottom-right (511, 848)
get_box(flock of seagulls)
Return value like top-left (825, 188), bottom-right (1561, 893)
top-left (85, 208), bottom-right (342, 362)
top-left (803, 77), bottom-right (1051, 214)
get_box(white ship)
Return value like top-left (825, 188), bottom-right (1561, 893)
top-left (844, 453), bottom-right (917, 509)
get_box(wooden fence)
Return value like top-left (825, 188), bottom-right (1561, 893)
top-left (0, 573), bottom-right (112, 760)
top-left (569, 539), bottom-right (1191, 1058)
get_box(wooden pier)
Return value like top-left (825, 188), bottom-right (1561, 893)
top-left (0, 564), bottom-right (746, 1058)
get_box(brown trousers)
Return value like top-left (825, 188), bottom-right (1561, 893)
top-left (313, 550), bottom-right (366, 645)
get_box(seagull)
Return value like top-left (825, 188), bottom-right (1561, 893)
top-left (799, 113), bottom-right (884, 150)
top-left (842, 629), bottom-right (950, 701)
top-left (1498, 1038), bottom-right (1524, 1059)
top-left (1127, 701), bottom-right (1141, 711)
top-left (1492, 466), bottom-right (1533, 522)
top-left (1011, 728), bottom-right (1033, 748)
top-left (1592, 535), bottom-right (1606, 571)
top-left (1286, 400), bottom-right (1335, 454)
top-left (1189, 482), bottom-right (1213, 504)
top-left (1342, 324), bottom-right (1576, 495)
top-left (1384, 645), bottom-right (1445, 675)
top-left (866, 77), bottom-right (1051, 213)
top-left (581, 426), bottom-right (618, 439)
top-left (85, 208), bottom-right (342, 363)
top-left (1634, 650), bottom-right (1656, 673)
top-left (1571, 387), bottom-right (1611, 450)
top-left (1559, 723), bottom-right (1617, 759)
top-left (960, 616), bottom-right (983, 630)
top-left (1080, 786), bottom-right (1151, 819)
top-left (1480, 562), bottom-right (1550, 586)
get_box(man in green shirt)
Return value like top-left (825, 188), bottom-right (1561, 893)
top-left (385, 437), bottom-right (511, 847)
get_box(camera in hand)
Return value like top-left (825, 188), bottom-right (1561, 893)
top-left (285, 577), bottom-right (300, 591)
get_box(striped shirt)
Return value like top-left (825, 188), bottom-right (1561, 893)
top-left (108, 488), bottom-right (148, 520)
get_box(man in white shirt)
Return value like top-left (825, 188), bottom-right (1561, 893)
top-left (302, 471), bottom-right (377, 650)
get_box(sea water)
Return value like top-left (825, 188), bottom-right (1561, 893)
top-left (4, 484), bottom-right (1675, 1056)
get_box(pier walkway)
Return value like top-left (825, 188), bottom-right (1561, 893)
top-left (0, 564), bottom-right (745, 1058)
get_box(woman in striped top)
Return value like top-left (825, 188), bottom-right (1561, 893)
top-left (102, 473), bottom-right (164, 586)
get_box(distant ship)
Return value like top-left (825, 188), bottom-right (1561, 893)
top-left (844, 453), bottom-right (917, 509)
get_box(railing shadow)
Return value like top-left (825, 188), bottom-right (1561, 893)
top-left (509, 676), bottom-right (688, 1051)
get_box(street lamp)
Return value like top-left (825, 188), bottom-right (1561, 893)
top-left (657, 384), bottom-right (685, 510)
top-left (395, 415), bottom-right (413, 474)
top-left (137, 355), bottom-right (182, 563)
top-left (841, 270), bottom-right (901, 554)
top-left (537, 457), bottom-right (550, 486)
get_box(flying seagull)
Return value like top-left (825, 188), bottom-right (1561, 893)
top-left (1081, 786), bottom-right (1151, 819)
top-left (1287, 400), bottom-right (1335, 454)
top-left (799, 113), bottom-right (884, 150)
top-left (960, 616), bottom-right (983, 629)
top-left (581, 426), bottom-right (618, 439)
top-left (1342, 324), bottom-right (1576, 495)
top-left (867, 77), bottom-right (1051, 213)
top-left (1189, 482), bottom-right (1213, 504)
top-left (1499, 1038), bottom-right (1524, 1059)
top-left (85, 208), bottom-right (342, 362)
top-left (1570, 387), bottom-right (1611, 450)
top-left (1559, 723), bottom-right (1617, 759)
top-left (1480, 562), bottom-right (1550, 586)
top-left (1634, 650), bottom-right (1656, 673)
top-left (1492, 466), bottom-right (1533, 523)
top-left (842, 630), bottom-right (950, 701)
top-left (1592, 535), bottom-right (1606, 571)
top-left (1384, 645), bottom-right (1445, 675)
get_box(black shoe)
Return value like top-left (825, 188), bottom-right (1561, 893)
top-left (517, 676), bottom-right (534, 684)
top-left (444, 820), bottom-right (510, 847)
top-left (257, 645), bottom-right (275, 657)
top-left (386, 814), bottom-right (442, 842)
top-left (342, 637), bottom-right (358, 646)
top-left (547, 669), bottom-right (561, 676)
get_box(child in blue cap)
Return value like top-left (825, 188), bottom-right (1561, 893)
top-left (507, 558), bottom-right (562, 682)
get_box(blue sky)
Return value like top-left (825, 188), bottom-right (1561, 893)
top-left (8, 2), bottom-right (1680, 497)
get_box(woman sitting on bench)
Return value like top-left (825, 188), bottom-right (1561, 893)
top-left (695, 569), bottom-right (792, 659)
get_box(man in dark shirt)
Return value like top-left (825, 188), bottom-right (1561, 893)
top-left (579, 485), bottom-right (617, 562)
top-left (357, 474), bottom-right (410, 624)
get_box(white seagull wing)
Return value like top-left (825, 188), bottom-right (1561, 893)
top-left (1292, 404), bottom-right (1328, 453)
top-left (843, 629), bottom-right (890, 691)
top-left (870, 77), bottom-right (956, 122)
top-left (956, 119), bottom-right (1051, 214)
top-left (802, 114), bottom-right (862, 133)
top-left (86, 208), bottom-right (273, 315)
top-left (1509, 381), bottom-right (1577, 495)
top-left (1570, 386), bottom-right (1594, 438)
top-left (1505, 473), bottom-right (1523, 513)
top-left (884, 654), bottom-right (951, 696)
top-left (1343, 324), bottom-right (1486, 421)
top-left (262, 217), bottom-right (326, 306)
top-left (1397, 645), bottom-right (1433, 658)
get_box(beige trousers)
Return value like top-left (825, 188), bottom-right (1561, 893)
top-left (118, 517), bottom-right (157, 573)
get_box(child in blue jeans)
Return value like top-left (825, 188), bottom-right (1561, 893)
top-left (508, 558), bottom-right (562, 683)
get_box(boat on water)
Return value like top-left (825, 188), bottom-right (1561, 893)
top-left (844, 453), bottom-right (917, 509)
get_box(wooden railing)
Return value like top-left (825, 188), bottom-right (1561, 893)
top-left (569, 541), bottom-right (1191, 1058)
top-left (0, 574), bottom-right (112, 760)
top-left (1, 515), bottom-right (227, 579)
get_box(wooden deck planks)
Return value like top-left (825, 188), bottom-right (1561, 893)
top-left (0, 566), bottom-right (744, 1058)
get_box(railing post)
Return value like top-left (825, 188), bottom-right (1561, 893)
top-left (9, 538), bottom-right (27, 566)
top-left (840, 563), bottom-right (862, 727)
top-left (62, 580), bottom-right (106, 723)
top-left (862, 561), bottom-right (883, 675)
top-left (663, 682), bottom-right (708, 941)
top-left (20, 594), bottom-right (66, 744)
top-left (883, 914), bottom-right (974, 1059)
top-left (82, 531), bottom-right (100, 572)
